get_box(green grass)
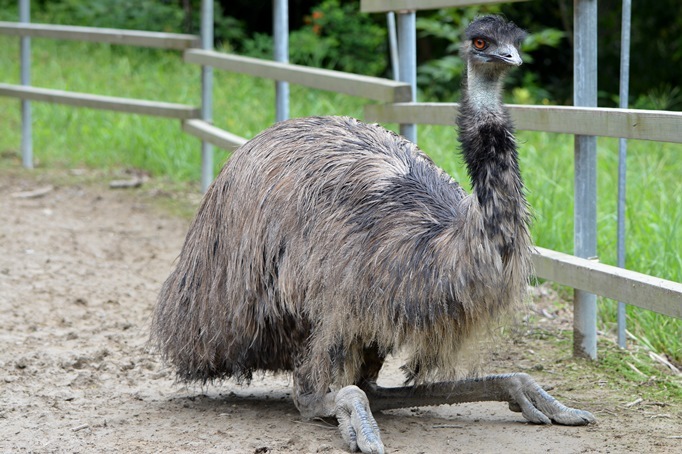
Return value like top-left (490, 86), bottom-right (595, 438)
top-left (516, 322), bottom-right (682, 403)
top-left (1, 36), bottom-right (680, 365)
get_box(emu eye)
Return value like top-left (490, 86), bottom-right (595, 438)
top-left (473, 38), bottom-right (487, 50)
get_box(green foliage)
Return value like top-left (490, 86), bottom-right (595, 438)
top-left (237, 32), bottom-right (274, 59)
top-left (190, 3), bottom-right (246, 50)
top-left (288, 0), bottom-right (387, 76)
top-left (598, 0), bottom-right (682, 109)
top-left (632, 85), bottom-right (682, 111)
top-left (42, 0), bottom-right (184, 32)
top-left (221, 0), bottom-right (387, 77)
top-left (0, 0), bottom-right (17, 21)
top-left (521, 27), bottom-right (566, 63)
top-left (15, 0), bottom-right (240, 47)
top-left (416, 55), bottom-right (464, 101)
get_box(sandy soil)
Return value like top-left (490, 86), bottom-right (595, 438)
top-left (1, 168), bottom-right (680, 454)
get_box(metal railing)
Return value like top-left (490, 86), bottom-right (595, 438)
top-left (1, 0), bottom-right (680, 362)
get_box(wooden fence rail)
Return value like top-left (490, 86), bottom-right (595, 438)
top-left (183, 119), bottom-right (247, 151)
top-left (533, 248), bottom-right (682, 319)
top-left (365, 103), bottom-right (682, 144)
top-left (0, 21), bottom-right (199, 49)
top-left (184, 49), bottom-right (412, 103)
top-left (0, 83), bottom-right (200, 119)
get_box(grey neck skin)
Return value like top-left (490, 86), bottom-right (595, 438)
top-left (465, 64), bottom-right (507, 114)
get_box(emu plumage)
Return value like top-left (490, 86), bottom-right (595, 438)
top-left (152, 15), bottom-right (594, 454)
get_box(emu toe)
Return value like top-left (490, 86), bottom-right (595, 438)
top-left (549, 407), bottom-right (596, 426)
top-left (335, 385), bottom-right (385, 454)
top-left (507, 373), bottom-right (596, 426)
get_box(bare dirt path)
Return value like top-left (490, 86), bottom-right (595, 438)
top-left (1, 168), bottom-right (680, 453)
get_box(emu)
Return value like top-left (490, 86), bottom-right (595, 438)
top-left (152, 16), bottom-right (595, 453)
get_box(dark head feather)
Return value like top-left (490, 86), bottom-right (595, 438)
top-left (464, 15), bottom-right (527, 48)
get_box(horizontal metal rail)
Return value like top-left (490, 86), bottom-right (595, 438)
top-left (184, 49), bottom-right (412, 103)
top-left (0, 83), bottom-right (200, 119)
top-left (0, 21), bottom-right (199, 49)
top-left (533, 247), bottom-right (682, 319)
top-left (360, 0), bottom-right (528, 13)
top-left (183, 119), bottom-right (247, 151)
top-left (364, 103), bottom-right (682, 144)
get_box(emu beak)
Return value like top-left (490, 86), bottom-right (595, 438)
top-left (494, 45), bottom-right (523, 66)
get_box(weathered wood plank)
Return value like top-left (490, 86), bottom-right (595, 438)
top-left (182, 119), bottom-right (247, 151)
top-left (365, 103), bottom-right (456, 126)
top-left (184, 49), bottom-right (412, 103)
top-left (360, 0), bottom-right (527, 13)
top-left (0, 21), bottom-right (199, 49)
top-left (532, 247), bottom-right (682, 319)
top-left (0, 83), bottom-right (200, 119)
top-left (364, 103), bottom-right (682, 143)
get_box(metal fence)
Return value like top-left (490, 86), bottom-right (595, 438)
top-left (1, 0), bottom-right (680, 361)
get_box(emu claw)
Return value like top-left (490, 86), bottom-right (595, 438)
top-left (507, 374), bottom-right (596, 426)
top-left (335, 385), bottom-right (385, 454)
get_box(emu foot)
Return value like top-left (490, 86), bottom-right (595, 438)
top-left (361, 372), bottom-right (595, 427)
top-left (335, 385), bottom-right (385, 454)
top-left (505, 373), bottom-right (595, 425)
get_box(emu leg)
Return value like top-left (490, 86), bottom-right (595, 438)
top-left (335, 385), bottom-right (384, 453)
top-left (294, 385), bottom-right (384, 454)
top-left (361, 373), bottom-right (595, 426)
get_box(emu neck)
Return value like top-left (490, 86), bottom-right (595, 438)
top-left (465, 65), bottom-right (505, 114)
top-left (457, 66), bottom-right (528, 253)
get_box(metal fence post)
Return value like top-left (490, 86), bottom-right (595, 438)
top-left (273, 0), bottom-right (289, 122)
top-left (573, 0), bottom-right (598, 359)
top-left (387, 12), bottom-right (400, 81)
top-left (397, 10), bottom-right (416, 144)
top-left (200, 0), bottom-right (214, 192)
top-left (19, 0), bottom-right (32, 169)
top-left (617, 0), bottom-right (632, 349)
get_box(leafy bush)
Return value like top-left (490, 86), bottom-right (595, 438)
top-left (633, 85), bottom-right (682, 111)
top-left (43, 0), bottom-right (184, 32)
top-left (0, 0), bottom-right (17, 21)
top-left (288, 0), bottom-right (387, 76)
top-left (230, 0), bottom-right (387, 77)
top-left (237, 32), bottom-right (274, 60)
top-left (15, 0), bottom-right (241, 47)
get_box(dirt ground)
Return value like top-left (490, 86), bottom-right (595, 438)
top-left (1, 167), bottom-right (680, 454)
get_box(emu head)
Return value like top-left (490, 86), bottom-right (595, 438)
top-left (461, 16), bottom-right (527, 75)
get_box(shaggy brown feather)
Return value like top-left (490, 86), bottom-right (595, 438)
top-left (151, 17), bottom-right (598, 454)
top-left (151, 112), bottom-right (532, 394)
